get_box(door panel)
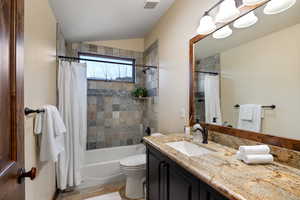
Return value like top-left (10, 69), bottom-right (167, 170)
top-left (199, 182), bottom-right (228, 200)
top-left (147, 149), bottom-right (163, 200)
top-left (168, 166), bottom-right (199, 200)
top-left (0, 0), bottom-right (25, 199)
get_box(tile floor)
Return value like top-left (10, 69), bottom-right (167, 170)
top-left (56, 182), bottom-right (145, 200)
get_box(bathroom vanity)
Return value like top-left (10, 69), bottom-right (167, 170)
top-left (146, 143), bottom-right (228, 200)
top-left (144, 135), bottom-right (300, 200)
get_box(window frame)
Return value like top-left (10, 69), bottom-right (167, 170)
top-left (79, 52), bottom-right (136, 83)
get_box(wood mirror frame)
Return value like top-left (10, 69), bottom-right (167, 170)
top-left (189, 1), bottom-right (300, 152)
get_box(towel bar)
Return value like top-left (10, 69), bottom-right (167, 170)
top-left (234, 104), bottom-right (276, 109)
top-left (24, 107), bottom-right (45, 116)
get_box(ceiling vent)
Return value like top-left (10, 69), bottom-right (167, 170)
top-left (144, 0), bottom-right (160, 9)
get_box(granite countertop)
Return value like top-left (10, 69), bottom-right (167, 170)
top-left (143, 134), bottom-right (300, 200)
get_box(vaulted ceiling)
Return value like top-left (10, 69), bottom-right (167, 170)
top-left (49, 0), bottom-right (175, 42)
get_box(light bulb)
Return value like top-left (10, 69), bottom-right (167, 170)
top-left (233, 11), bottom-right (258, 28)
top-left (215, 0), bottom-right (240, 23)
top-left (264, 0), bottom-right (296, 15)
top-left (213, 25), bottom-right (233, 39)
top-left (197, 15), bottom-right (216, 35)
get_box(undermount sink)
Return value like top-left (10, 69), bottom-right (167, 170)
top-left (166, 141), bottom-right (214, 157)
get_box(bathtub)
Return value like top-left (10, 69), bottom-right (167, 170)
top-left (80, 144), bottom-right (146, 189)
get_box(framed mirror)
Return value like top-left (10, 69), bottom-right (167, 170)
top-left (189, 0), bottom-right (300, 149)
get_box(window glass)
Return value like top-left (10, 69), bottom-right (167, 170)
top-left (79, 53), bottom-right (135, 82)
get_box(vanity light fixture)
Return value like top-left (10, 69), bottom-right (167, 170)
top-left (263, 0), bottom-right (296, 14)
top-left (213, 25), bottom-right (233, 39)
top-left (243, 0), bottom-right (266, 6)
top-left (215, 0), bottom-right (240, 23)
top-left (197, 12), bottom-right (217, 35)
top-left (233, 11), bottom-right (258, 28)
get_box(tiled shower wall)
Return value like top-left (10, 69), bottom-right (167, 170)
top-left (66, 42), bottom-right (158, 150)
top-left (143, 41), bottom-right (159, 133)
top-left (194, 54), bottom-right (220, 122)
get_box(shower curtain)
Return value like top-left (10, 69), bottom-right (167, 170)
top-left (204, 75), bottom-right (222, 125)
top-left (56, 61), bottom-right (87, 190)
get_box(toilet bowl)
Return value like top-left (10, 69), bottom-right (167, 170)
top-left (120, 154), bottom-right (146, 199)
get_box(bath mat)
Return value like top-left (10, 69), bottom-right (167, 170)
top-left (85, 192), bottom-right (122, 200)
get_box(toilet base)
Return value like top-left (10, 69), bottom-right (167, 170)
top-left (125, 174), bottom-right (145, 199)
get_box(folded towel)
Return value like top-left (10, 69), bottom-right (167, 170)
top-left (242, 154), bottom-right (274, 164)
top-left (239, 145), bottom-right (270, 155)
top-left (236, 151), bottom-right (244, 160)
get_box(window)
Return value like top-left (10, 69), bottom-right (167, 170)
top-left (79, 53), bottom-right (135, 83)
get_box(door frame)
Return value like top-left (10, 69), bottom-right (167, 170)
top-left (0, 0), bottom-right (25, 199)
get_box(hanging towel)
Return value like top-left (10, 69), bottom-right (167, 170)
top-left (40, 105), bottom-right (66, 162)
top-left (237, 104), bottom-right (262, 132)
top-left (239, 104), bottom-right (254, 121)
top-left (34, 112), bottom-right (43, 135)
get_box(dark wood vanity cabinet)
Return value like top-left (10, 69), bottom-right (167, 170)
top-left (146, 145), bottom-right (228, 200)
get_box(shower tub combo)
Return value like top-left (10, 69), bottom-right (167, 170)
top-left (80, 144), bottom-right (146, 189)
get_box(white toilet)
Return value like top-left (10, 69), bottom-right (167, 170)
top-left (120, 154), bottom-right (146, 199)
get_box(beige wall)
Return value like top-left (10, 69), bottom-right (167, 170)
top-left (86, 38), bottom-right (145, 52)
top-left (24, 0), bottom-right (57, 199)
top-left (220, 24), bottom-right (300, 140)
top-left (144, 0), bottom-right (212, 133)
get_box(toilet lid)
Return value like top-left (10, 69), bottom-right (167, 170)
top-left (120, 154), bottom-right (146, 167)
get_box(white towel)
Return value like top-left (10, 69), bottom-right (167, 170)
top-left (237, 104), bottom-right (262, 132)
top-left (239, 145), bottom-right (270, 155)
top-left (242, 154), bottom-right (274, 164)
top-left (40, 105), bottom-right (66, 162)
top-left (34, 113), bottom-right (43, 135)
top-left (239, 104), bottom-right (254, 121)
top-left (236, 151), bottom-right (244, 160)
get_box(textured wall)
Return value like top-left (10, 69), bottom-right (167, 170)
top-left (143, 41), bottom-right (159, 132)
top-left (67, 42), bottom-right (159, 150)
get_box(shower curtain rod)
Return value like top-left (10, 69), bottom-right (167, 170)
top-left (57, 55), bottom-right (157, 69)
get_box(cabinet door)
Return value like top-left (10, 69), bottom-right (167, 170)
top-left (168, 164), bottom-right (199, 200)
top-left (199, 182), bottom-right (228, 200)
top-left (147, 148), bottom-right (164, 200)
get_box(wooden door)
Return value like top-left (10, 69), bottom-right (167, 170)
top-left (0, 0), bottom-right (25, 199)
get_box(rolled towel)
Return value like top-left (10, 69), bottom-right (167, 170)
top-left (236, 151), bottom-right (244, 160)
top-left (239, 145), bottom-right (270, 155)
top-left (243, 154), bottom-right (274, 164)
